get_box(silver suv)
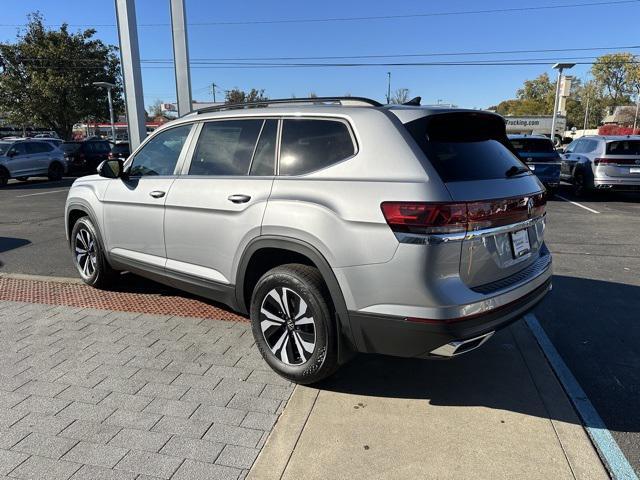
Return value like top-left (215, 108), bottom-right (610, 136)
top-left (561, 135), bottom-right (640, 195)
top-left (64, 97), bottom-right (552, 383)
top-left (0, 139), bottom-right (67, 186)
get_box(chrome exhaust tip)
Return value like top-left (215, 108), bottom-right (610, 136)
top-left (429, 331), bottom-right (495, 358)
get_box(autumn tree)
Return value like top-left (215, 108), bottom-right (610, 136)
top-left (591, 53), bottom-right (635, 108)
top-left (390, 88), bottom-right (410, 104)
top-left (0, 13), bottom-right (122, 139)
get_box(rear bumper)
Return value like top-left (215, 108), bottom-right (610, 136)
top-left (593, 177), bottom-right (640, 191)
top-left (348, 277), bottom-right (551, 358)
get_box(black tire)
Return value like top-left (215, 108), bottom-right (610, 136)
top-left (70, 216), bottom-right (118, 288)
top-left (47, 161), bottom-right (64, 181)
top-left (250, 264), bottom-right (339, 384)
top-left (16, 176), bottom-right (28, 182)
top-left (573, 171), bottom-right (590, 197)
top-left (0, 168), bottom-right (8, 187)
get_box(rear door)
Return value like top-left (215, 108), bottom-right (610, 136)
top-left (26, 141), bottom-right (54, 175)
top-left (405, 112), bottom-right (546, 289)
top-left (164, 118), bottom-right (277, 285)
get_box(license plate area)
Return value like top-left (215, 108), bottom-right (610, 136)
top-left (630, 167), bottom-right (640, 174)
top-left (510, 229), bottom-right (531, 258)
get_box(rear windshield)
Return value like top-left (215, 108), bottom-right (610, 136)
top-left (405, 112), bottom-right (525, 182)
top-left (606, 140), bottom-right (640, 155)
top-left (111, 143), bottom-right (129, 154)
top-left (60, 143), bottom-right (81, 153)
top-left (509, 138), bottom-right (556, 154)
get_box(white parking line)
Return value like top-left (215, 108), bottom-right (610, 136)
top-left (16, 189), bottom-right (69, 198)
top-left (555, 194), bottom-right (601, 214)
top-left (525, 314), bottom-right (638, 480)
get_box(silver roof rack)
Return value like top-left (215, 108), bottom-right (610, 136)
top-left (189, 96), bottom-right (382, 116)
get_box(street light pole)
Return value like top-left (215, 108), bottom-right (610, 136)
top-left (633, 89), bottom-right (640, 133)
top-left (93, 81), bottom-right (116, 141)
top-left (386, 72), bottom-right (391, 104)
top-left (551, 62), bottom-right (575, 146)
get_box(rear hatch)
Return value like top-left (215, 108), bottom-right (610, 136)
top-left (598, 139), bottom-right (640, 178)
top-left (509, 137), bottom-right (561, 182)
top-left (404, 111), bottom-right (547, 290)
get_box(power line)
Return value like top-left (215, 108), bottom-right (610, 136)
top-left (140, 44), bottom-right (640, 62)
top-left (0, 0), bottom-right (637, 28)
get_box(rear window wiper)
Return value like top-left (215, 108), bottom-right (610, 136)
top-left (505, 165), bottom-right (530, 177)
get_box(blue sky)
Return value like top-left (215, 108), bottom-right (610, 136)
top-left (2, 0), bottom-right (640, 110)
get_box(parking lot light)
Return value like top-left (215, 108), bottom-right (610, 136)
top-left (93, 81), bottom-right (116, 142)
top-left (551, 63), bottom-right (575, 146)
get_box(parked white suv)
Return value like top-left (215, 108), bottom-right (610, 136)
top-left (0, 138), bottom-right (67, 185)
top-left (65, 97), bottom-right (552, 383)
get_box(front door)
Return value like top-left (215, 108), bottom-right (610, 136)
top-left (5, 143), bottom-right (31, 177)
top-left (164, 118), bottom-right (278, 286)
top-left (102, 123), bottom-right (195, 272)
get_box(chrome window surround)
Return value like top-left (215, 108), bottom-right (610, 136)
top-left (395, 214), bottom-right (546, 245)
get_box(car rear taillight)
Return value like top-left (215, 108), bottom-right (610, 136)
top-left (380, 202), bottom-right (467, 234)
top-left (381, 193), bottom-right (545, 235)
top-left (594, 157), bottom-right (638, 165)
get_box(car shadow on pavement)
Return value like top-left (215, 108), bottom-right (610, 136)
top-left (550, 185), bottom-right (640, 203)
top-left (317, 275), bottom-right (640, 435)
top-left (0, 237), bottom-right (31, 254)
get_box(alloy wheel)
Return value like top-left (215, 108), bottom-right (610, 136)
top-left (259, 287), bottom-right (316, 365)
top-left (74, 228), bottom-right (97, 278)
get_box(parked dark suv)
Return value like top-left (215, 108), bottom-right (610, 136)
top-left (61, 140), bottom-right (111, 173)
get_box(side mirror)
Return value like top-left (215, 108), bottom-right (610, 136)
top-left (98, 159), bottom-right (125, 179)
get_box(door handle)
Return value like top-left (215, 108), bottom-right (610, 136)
top-left (149, 190), bottom-right (166, 198)
top-left (228, 194), bottom-right (251, 204)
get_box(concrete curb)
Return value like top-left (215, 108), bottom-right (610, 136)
top-left (0, 272), bottom-right (83, 284)
top-left (248, 386), bottom-right (319, 480)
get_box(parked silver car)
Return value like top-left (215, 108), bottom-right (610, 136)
top-left (0, 139), bottom-right (67, 185)
top-left (561, 135), bottom-right (640, 195)
top-left (64, 97), bottom-right (552, 383)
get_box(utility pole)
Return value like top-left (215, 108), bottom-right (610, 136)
top-left (386, 72), bottom-right (391, 104)
top-left (210, 83), bottom-right (217, 102)
top-left (583, 95), bottom-right (590, 132)
top-left (93, 82), bottom-right (116, 141)
top-left (634, 88), bottom-right (640, 133)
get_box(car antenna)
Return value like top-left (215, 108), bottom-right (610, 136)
top-left (403, 96), bottom-right (421, 106)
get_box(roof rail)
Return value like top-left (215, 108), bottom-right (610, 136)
top-left (189, 96), bottom-right (382, 116)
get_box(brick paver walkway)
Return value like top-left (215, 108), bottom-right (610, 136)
top-left (0, 300), bottom-right (293, 480)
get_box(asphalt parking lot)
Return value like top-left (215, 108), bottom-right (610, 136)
top-left (1, 176), bottom-right (639, 475)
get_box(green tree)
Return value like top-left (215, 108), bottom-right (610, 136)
top-left (0, 13), bottom-right (122, 139)
top-left (224, 88), bottom-right (268, 104)
top-left (591, 53), bottom-right (635, 108)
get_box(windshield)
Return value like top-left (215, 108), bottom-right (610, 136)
top-left (606, 140), bottom-right (640, 155)
top-left (0, 142), bottom-right (11, 155)
top-left (510, 138), bottom-right (556, 154)
top-left (60, 143), bottom-right (81, 153)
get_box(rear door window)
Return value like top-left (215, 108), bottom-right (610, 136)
top-left (606, 140), bottom-right (640, 155)
top-left (405, 112), bottom-right (524, 182)
top-left (279, 119), bottom-right (356, 176)
top-left (189, 119), bottom-right (263, 176)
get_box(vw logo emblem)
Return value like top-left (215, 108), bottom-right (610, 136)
top-left (635, 159), bottom-right (640, 165)
top-left (527, 198), bottom-right (534, 217)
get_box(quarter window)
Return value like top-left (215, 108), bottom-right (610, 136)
top-left (129, 124), bottom-right (192, 177)
top-left (189, 119), bottom-right (263, 176)
top-left (279, 119), bottom-right (355, 176)
top-left (250, 119), bottom-right (278, 176)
